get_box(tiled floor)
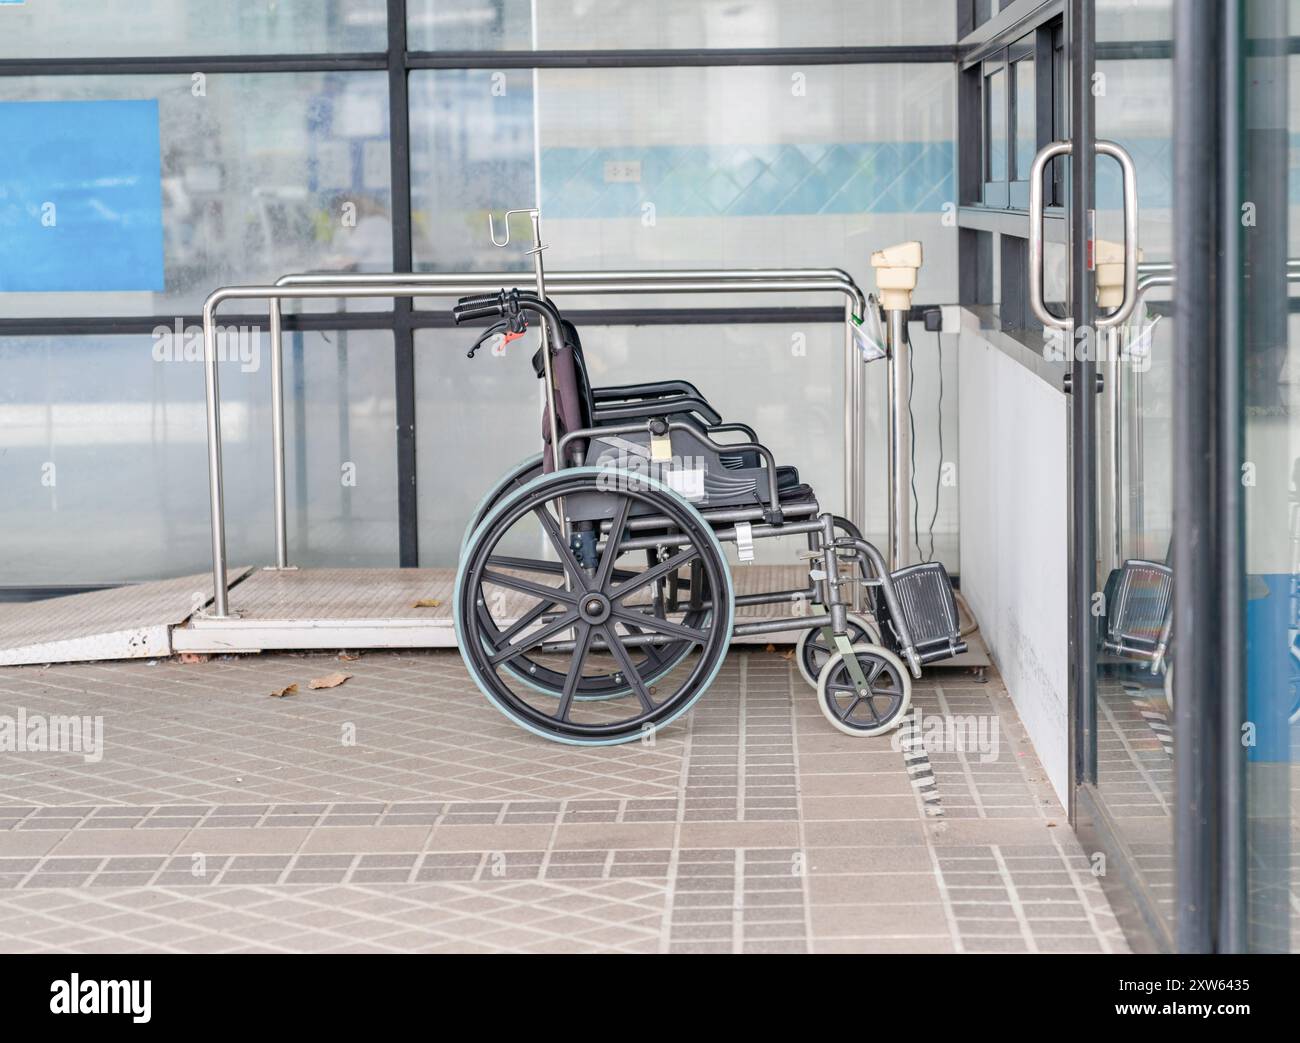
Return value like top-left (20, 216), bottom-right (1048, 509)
top-left (0, 649), bottom-right (1128, 953)
top-left (1096, 673), bottom-right (1300, 951)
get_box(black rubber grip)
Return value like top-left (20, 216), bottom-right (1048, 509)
top-left (452, 292), bottom-right (505, 324)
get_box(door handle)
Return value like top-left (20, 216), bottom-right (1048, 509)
top-left (1094, 140), bottom-right (1140, 329)
top-left (1028, 141), bottom-right (1072, 330)
top-left (1030, 140), bottom-right (1140, 331)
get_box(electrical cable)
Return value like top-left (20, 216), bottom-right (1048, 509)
top-left (906, 320), bottom-right (946, 564)
top-left (928, 328), bottom-right (944, 564)
top-left (906, 322), bottom-right (922, 562)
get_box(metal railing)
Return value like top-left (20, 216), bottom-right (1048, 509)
top-left (201, 269), bottom-right (871, 618)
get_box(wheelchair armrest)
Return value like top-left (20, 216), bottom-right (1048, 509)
top-left (592, 380), bottom-right (707, 404)
top-left (708, 421), bottom-right (759, 442)
top-left (592, 394), bottom-right (723, 426)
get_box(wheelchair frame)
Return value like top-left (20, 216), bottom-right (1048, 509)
top-left (450, 286), bottom-right (968, 744)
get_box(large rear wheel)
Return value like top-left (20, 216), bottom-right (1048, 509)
top-left (455, 466), bottom-right (734, 744)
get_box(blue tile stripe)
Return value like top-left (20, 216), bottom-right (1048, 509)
top-left (540, 141), bottom-right (955, 218)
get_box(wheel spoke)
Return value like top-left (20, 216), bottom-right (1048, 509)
top-left (611, 608), bottom-right (708, 645)
top-left (532, 504), bottom-right (588, 589)
top-left (554, 623), bottom-right (594, 722)
top-left (593, 495), bottom-right (632, 590)
top-left (485, 597), bottom-right (560, 649)
top-left (839, 695), bottom-right (866, 723)
top-left (487, 609), bottom-right (580, 666)
top-left (610, 547), bottom-right (699, 601)
top-left (481, 569), bottom-right (577, 606)
top-left (485, 554), bottom-right (564, 576)
top-left (603, 624), bottom-right (657, 713)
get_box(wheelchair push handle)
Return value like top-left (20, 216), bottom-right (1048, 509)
top-left (452, 291), bottom-right (510, 324)
top-left (452, 288), bottom-right (568, 360)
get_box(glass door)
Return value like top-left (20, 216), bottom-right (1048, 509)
top-left (1026, 0), bottom-right (1178, 949)
top-left (1089, 0), bottom-right (1177, 939)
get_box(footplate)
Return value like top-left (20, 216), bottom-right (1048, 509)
top-left (889, 562), bottom-right (966, 664)
top-left (1102, 559), bottom-right (1172, 662)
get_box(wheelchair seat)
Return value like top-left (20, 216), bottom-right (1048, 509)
top-left (536, 317), bottom-right (817, 512)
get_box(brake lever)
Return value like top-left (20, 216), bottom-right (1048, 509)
top-left (466, 316), bottom-right (529, 358)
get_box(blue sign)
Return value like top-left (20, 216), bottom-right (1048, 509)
top-left (0, 99), bottom-right (165, 292)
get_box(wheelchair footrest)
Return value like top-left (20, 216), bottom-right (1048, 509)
top-left (1103, 559), bottom-right (1172, 659)
top-left (890, 561), bottom-right (963, 663)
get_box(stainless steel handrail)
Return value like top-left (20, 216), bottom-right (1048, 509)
top-left (265, 269), bottom-right (866, 573)
top-left (1132, 260), bottom-right (1300, 317)
top-left (1109, 262), bottom-right (1298, 566)
top-left (203, 270), bottom-right (871, 617)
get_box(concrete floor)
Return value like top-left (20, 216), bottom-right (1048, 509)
top-left (0, 649), bottom-right (1128, 953)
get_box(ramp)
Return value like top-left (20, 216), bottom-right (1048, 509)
top-left (0, 569), bottom-right (251, 666)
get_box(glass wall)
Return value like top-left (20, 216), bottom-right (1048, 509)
top-left (0, 72), bottom-right (393, 318)
top-left (1241, 0), bottom-right (1299, 956)
top-left (408, 61), bottom-right (959, 565)
top-left (0, 1), bottom-right (388, 58)
top-left (0, 1), bottom-right (958, 587)
top-left (406, 0), bottom-right (957, 51)
top-left (0, 330), bottom-right (398, 584)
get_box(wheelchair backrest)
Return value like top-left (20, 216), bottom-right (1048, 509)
top-left (533, 317), bottom-right (597, 470)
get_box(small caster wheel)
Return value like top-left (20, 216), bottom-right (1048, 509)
top-left (794, 613), bottom-right (880, 689)
top-left (816, 643), bottom-right (912, 737)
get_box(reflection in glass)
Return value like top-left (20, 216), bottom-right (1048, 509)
top-left (1241, 10), bottom-right (1298, 955)
top-left (0, 331), bottom-right (397, 585)
top-left (985, 67), bottom-right (1007, 184)
top-left (0, 73), bottom-right (392, 318)
top-left (1014, 56), bottom-right (1035, 181)
top-left (0, 1), bottom-right (388, 58)
top-left (406, 0), bottom-right (957, 51)
top-left (1092, 0), bottom-right (1176, 931)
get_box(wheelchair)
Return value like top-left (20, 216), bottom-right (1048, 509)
top-left (451, 287), bottom-right (967, 745)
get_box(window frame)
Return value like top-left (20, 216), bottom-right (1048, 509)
top-left (0, 0), bottom-right (961, 588)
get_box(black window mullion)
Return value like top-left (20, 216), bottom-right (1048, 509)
top-left (387, 0), bottom-right (418, 568)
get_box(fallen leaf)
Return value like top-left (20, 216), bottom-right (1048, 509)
top-left (412, 598), bottom-right (442, 608)
top-left (178, 652), bottom-right (209, 664)
top-left (269, 683), bottom-right (299, 698)
top-left (337, 652), bottom-right (362, 662)
top-left (780, 649), bottom-right (795, 661)
top-left (765, 643), bottom-right (777, 654)
top-left (309, 672), bottom-right (352, 690)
